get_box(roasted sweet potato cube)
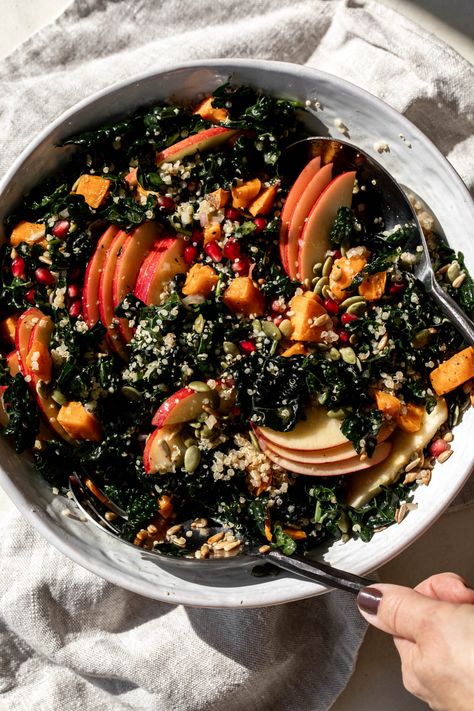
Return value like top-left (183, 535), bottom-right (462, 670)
top-left (289, 294), bottom-right (331, 342)
top-left (373, 389), bottom-right (401, 418)
top-left (10, 221), bottom-right (47, 249)
top-left (193, 97), bottom-right (229, 124)
top-left (203, 223), bottom-right (222, 244)
top-left (231, 179), bottom-right (261, 209)
top-left (281, 342), bottom-right (308, 357)
top-left (396, 403), bottom-right (424, 433)
top-left (75, 174), bottom-right (111, 209)
top-left (57, 401), bottom-right (102, 441)
top-left (182, 264), bottom-right (218, 298)
top-left (207, 188), bottom-right (230, 209)
top-left (223, 277), bottom-right (265, 317)
top-left (359, 271), bottom-right (387, 301)
top-left (248, 184), bottom-right (278, 216)
top-left (0, 315), bottom-right (19, 348)
top-left (329, 252), bottom-right (368, 301)
top-left (429, 347), bottom-right (474, 396)
top-left (26, 339), bottom-right (52, 383)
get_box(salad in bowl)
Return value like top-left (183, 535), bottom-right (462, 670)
top-left (1, 82), bottom-right (473, 562)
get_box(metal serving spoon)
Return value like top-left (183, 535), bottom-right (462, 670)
top-left (279, 137), bottom-right (474, 346)
top-left (69, 474), bottom-right (375, 594)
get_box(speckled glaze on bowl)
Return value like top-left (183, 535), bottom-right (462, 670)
top-left (0, 59), bottom-right (473, 608)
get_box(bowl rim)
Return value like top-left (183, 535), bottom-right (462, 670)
top-left (0, 57), bottom-right (473, 608)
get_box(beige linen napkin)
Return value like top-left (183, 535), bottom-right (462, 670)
top-left (0, 1), bottom-right (472, 709)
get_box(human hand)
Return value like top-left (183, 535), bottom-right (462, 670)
top-left (357, 573), bottom-right (474, 711)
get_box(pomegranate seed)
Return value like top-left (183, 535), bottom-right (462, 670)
top-left (341, 312), bottom-right (358, 325)
top-left (68, 283), bottom-right (81, 299)
top-left (429, 438), bottom-right (449, 458)
top-left (225, 207), bottom-right (242, 222)
top-left (52, 220), bottom-right (70, 238)
top-left (34, 267), bottom-right (55, 286)
top-left (11, 257), bottom-right (25, 278)
top-left (204, 242), bottom-right (222, 262)
top-left (230, 405), bottom-right (241, 417)
top-left (223, 239), bottom-right (241, 260)
top-left (324, 298), bottom-right (339, 315)
top-left (157, 195), bottom-right (175, 213)
top-left (239, 339), bottom-right (256, 354)
top-left (389, 281), bottom-right (405, 295)
top-left (184, 245), bottom-right (198, 265)
top-left (231, 257), bottom-right (250, 275)
top-left (333, 250), bottom-right (342, 259)
top-left (69, 300), bottom-right (82, 318)
top-left (273, 314), bottom-right (284, 326)
top-left (192, 228), bottom-right (203, 245)
top-left (25, 288), bottom-right (36, 304)
top-left (253, 217), bottom-right (267, 233)
top-left (337, 328), bottom-right (349, 344)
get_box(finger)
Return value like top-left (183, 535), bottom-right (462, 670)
top-left (415, 572), bottom-right (474, 604)
top-left (357, 583), bottom-right (443, 640)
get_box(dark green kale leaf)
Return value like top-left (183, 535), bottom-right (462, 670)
top-left (349, 247), bottom-right (402, 291)
top-left (260, 263), bottom-right (300, 300)
top-left (101, 194), bottom-right (156, 227)
top-left (330, 207), bottom-right (357, 247)
top-left (341, 409), bottom-right (383, 456)
top-left (3, 374), bottom-right (39, 453)
top-left (348, 483), bottom-right (413, 542)
top-left (272, 525), bottom-right (297, 555)
top-left (103, 484), bottom-right (159, 541)
top-left (233, 355), bottom-right (309, 431)
top-left (455, 252), bottom-right (474, 319)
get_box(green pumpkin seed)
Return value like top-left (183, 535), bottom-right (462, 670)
top-left (193, 314), bottom-right (205, 334)
top-left (279, 319), bottom-right (292, 338)
top-left (329, 347), bottom-right (340, 361)
top-left (412, 328), bottom-right (432, 349)
top-left (313, 275), bottom-right (329, 295)
top-left (337, 512), bottom-right (350, 533)
top-left (200, 425), bottom-right (213, 438)
top-left (321, 284), bottom-right (333, 299)
top-left (327, 408), bottom-right (346, 419)
top-left (312, 262), bottom-right (323, 276)
top-left (223, 341), bottom-right (239, 356)
top-left (317, 392), bottom-right (329, 405)
top-left (340, 346), bottom-right (357, 364)
top-left (248, 431), bottom-right (261, 451)
top-left (447, 261), bottom-right (461, 283)
top-left (51, 389), bottom-right (66, 405)
top-left (262, 321), bottom-right (282, 341)
top-left (347, 300), bottom-right (368, 316)
top-left (121, 385), bottom-right (141, 401)
top-left (189, 381), bottom-right (210, 392)
top-left (349, 334), bottom-right (359, 346)
top-left (322, 256), bottom-right (334, 277)
top-left (183, 436), bottom-right (197, 448)
top-left (252, 319), bottom-right (262, 334)
top-left (339, 295), bottom-right (365, 310)
top-left (184, 445), bottom-right (201, 473)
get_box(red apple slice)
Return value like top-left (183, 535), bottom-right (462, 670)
top-left (156, 127), bottom-right (238, 166)
top-left (15, 307), bottom-right (44, 375)
top-left (98, 229), bottom-right (129, 359)
top-left (112, 221), bottom-right (165, 342)
top-left (256, 407), bottom-right (349, 451)
top-left (82, 225), bottom-right (119, 326)
top-left (262, 440), bottom-right (392, 477)
top-left (143, 425), bottom-right (186, 475)
top-left (298, 171), bottom-right (356, 282)
top-left (25, 315), bottom-right (76, 445)
top-left (258, 435), bottom-right (358, 463)
top-left (152, 386), bottom-right (218, 428)
top-left (134, 237), bottom-right (187, 306)
top-left (279, 156), bottom-right (321, 274)
top-left (286, 163), bottom-right (334, 280)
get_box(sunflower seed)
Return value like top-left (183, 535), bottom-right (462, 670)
top-left (207, 531), bottom-right (224, 545)
top-left (446, 261), bottom-right (461, 283)
top-left (437, 449), bottom-right (453, 463)
top-left (452, 273), bottom-right (466, 289)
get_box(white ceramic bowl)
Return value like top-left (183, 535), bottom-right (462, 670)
top-left (1, 59), bottom-right (473, 608)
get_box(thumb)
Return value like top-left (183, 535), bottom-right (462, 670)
top-left (357, 583), bottom-right (444, 641)
top-left (415, 572), bottom-right (474, 604)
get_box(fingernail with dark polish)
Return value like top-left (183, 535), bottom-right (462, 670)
top-left (357, 586), bottom-right (383, 615)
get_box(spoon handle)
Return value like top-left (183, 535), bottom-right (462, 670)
top-left (265, 550), bottom-right (375, 594)
top-left (420, 269), bottom-right (474, 347)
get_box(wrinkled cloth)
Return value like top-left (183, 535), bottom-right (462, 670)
top-left (0, 1), bottom-right (473, 710)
